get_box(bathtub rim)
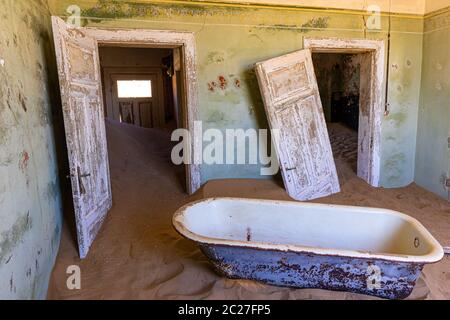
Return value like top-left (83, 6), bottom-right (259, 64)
top-left (172, 197), bottom-right (444, 264)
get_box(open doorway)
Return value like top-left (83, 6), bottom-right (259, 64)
top-left (313, 53), bottom-right (361, 175)
top-left (305, 38), bottom-right (385, 187)
top-left (98, 45), bottom-right (186, 193)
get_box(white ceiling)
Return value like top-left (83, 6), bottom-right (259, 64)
top-left (426, 0), bottom-right (450, 13)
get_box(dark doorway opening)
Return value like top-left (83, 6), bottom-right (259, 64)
top-left (312, 52), bottom-right (361, 174)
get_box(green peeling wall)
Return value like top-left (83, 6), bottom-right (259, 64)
top-left (0, 0), bottom-right (63, 299)
top-left (48, 0), bottom-right (424, 188)
top-left (415, 9), bottom-right (450, 200)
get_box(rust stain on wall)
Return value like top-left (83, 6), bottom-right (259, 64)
top-left (19, 151), bottom-right (30, 172)
top-left (207, 81), bottom-right (217, 92)
top-left (218, 75), bottom-right (228, 90)
top-left (208, 74), bottom-right (243, 93)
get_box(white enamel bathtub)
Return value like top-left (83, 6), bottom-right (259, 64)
top-left (173, 198), bottom-right (444, 299)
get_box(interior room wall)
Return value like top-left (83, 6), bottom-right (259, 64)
top-left (67, 0), bottom-right (427, 15)
top-left (415, 8), bottom-right (450, 200)
top-left (0, 0), bottom-right (63, 299)
top-left (211, 0), bottom-right (450, 14)
top-left (102, 0), bottom-right (449, 15)
top-left (49, 0), bottom-right (424, 188)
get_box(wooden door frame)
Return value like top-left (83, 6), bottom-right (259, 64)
top-left (304, 37), bottom-right (385, 187)
top-left (84, 27), bottom-right (201, 194)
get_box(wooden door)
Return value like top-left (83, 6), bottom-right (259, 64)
top-left (110, 74), bottom-right (157, 128)
top-left (52, 17), bottom-right (112, 258)
top-left (255, 49), bottom-right (340, 201)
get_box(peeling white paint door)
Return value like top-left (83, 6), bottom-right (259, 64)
top-left (52, 17), bottom-right (112, 258)
top-left (255, 49), bottom-right (340, 201)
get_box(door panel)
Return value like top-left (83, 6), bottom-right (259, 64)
top-left (139, 101), bottom-right (153, 128)
top-left (119, 101), bottom-right (135, 124)
top-left (255, 49), bottom-right (340, 201)
top-left (267, 61), bottom-right (311, 102)
top-left (52, 17), bottom-right (112, 258)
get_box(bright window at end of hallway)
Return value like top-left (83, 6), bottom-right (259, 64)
top-left (117, 80), bottom-right (152, 98)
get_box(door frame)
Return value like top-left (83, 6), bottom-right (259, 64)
top-left (84, 27), bottom-right (201, 194)
top-left (304, 37), bottom-right (385, 187)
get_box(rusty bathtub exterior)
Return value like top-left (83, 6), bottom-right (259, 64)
top-left (200, 244), bottom-right (424, 299)
top-left (173, 198), bottom-right (444, 299)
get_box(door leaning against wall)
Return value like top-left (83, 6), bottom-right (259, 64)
top-left (255, 49), bottom-right (341, 201)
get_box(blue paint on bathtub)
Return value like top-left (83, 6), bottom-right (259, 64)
top-left (200, 244), bottom-right (423, 300)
